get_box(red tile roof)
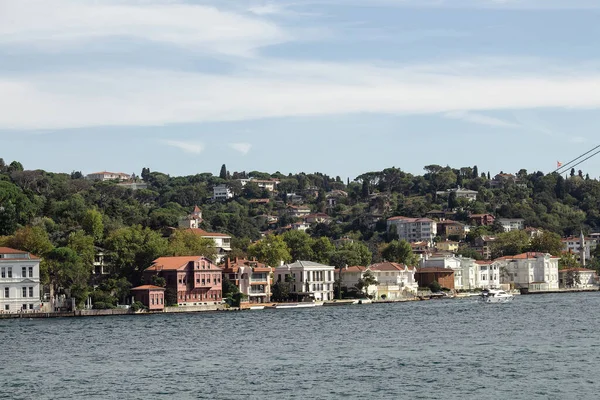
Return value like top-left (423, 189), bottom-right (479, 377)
top-left (0, 247), bottom-right (40, 259)
top-left (146, 256), bottom-right (220, 271)
top-left (343, 266), bottom-right (367, 273)
top-left (494, 252), bottom-right (559, 261)
top-left (131, 285), bottom-right (165, 291)
top-left (416, 267), bottom-right (454, 273)
top-left (370, 262), bottom-right (415, 271)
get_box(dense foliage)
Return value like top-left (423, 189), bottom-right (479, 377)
top-left (1, 159), bottom-right (599, 304)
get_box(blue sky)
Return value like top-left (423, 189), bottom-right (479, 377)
top-left (1, 0), bottom-right (600, 180)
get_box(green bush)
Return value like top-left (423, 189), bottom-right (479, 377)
top-left (131, 301), bottom-right (146, 312)
top-left (428, 281), bottom-right (441, 293)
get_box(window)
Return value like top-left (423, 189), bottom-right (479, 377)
top-left (29, 267), bottom-right (33, 278)
top-left (4, 288), bottom-right (8, 298)
top-left (4, 305), bottom-right (8, 311)
top-left (29, 304), bottom-right (33, 310)
top-left (22, 267), bottom-right (27, 277)
top-left (29, 287), bottom-right (33, 298)
top-left (0, 268), bottom-right (4, 278)
top-left (7, 268), bottom-right (12, 278)
top-left (23, 287), bottom-right (27, 297)
top-left (22, 304), bottom-right (27, 310)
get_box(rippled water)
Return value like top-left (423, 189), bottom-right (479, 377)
top-left (2, 293), bottom-right (599, 399)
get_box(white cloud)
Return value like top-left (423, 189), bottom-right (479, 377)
top-left (229, 142), bottom-right (253, 155)
top-left (0, 0), bottom-right (288, 56)
top-left (2, 59), bottom-right (600, 130)
top-left (313, 0), bottom-right (600, 9)
top-left (444, 111), bottom-right (519, 128)
top-left (162, 140), bottom-right (204, 154)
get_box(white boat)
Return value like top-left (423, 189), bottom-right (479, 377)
top-left (249, 305), bottom-right (265, 310)
top-left (480, 289), bottom-right (514, 303)
top-left (274, 302), bottom-right (316, 309)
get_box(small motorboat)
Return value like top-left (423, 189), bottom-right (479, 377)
top-left (249, 305), bottom-right (265, 310)
top-left (480, 289), bottom-right (514, 303)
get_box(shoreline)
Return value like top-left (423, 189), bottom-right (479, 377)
top-left (1, 289), bottom-right (598, 320)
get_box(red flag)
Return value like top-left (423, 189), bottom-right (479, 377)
top-left (557, 161), bottom-right (562, 168)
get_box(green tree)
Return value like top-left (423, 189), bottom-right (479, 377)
top-left (329, 241), bottom-right (372, 268)
top-left (82, 209), bottom-right (104, 243)
top-left (559, 253), bottom-right (579, 270)
top-left (46, 247), bottom-right (90, 307)
top-left (529, 231), bottom-right (563, 256)
top-left (380, 240), bottom-right (418, 266)
top-left (5, 225), bottom-right (54, 257)
top-left (219, 164), bottom-right (228, 180)
top-left (491, 230), bottom-right (531, 258)
top-left (67, 230), bottom-right (95, 268)
top-left (355, 269), bottom-right (377, 297)
top-left (104, 225), bottom-right (169, 284)
top-left (282, 230), bottom-right (314, 261)
top-left (312, 237), bottom-right (335, 264)
top-left (168, 230), bottom-right (217, 260)
top-left (247, 234), bottom-right (292, 267)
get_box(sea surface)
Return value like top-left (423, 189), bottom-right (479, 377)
top-left (1, 293), bottom-right (599, 400)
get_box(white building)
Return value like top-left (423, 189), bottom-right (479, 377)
top-left (561, 232), bottom-right (597, 266)
top-left (287, 206), bottom-right (311, 219)
top-left (341, 262), bottom-right (418, 299)
top-left (387, 216), bottom-right (437, 244)
top-left (237, 178), bottom-right (279, 192)
top-left (213, 184), bottom-right (234, 201)
top-left (436, 187), bottom-right (479, 202)
top-left (0, 247), bottom-right (41, 312)
top-left (494, 252), bottom-right (559, 291)
top-left (86, 171), bottom-right (131, 181)
top-left (476, 260), bottom-right (501, 289)
top-left (421, 255), bottom-right (464, 290)
top-left (558, 268), bottom-right (598, 289)
top-left (274, 261), bottom-right (336, 301)
top-left (178, 206), bottom-right (203, 229)
top-left (222, 258), bottom-right (273, 304)
top-left (497, 218), bottom-right (525, 232)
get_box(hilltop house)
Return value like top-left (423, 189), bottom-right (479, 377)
top-left (213, 185), bottom-right (234, 201)
top-left (178, 206), bottom-right (203, 229)
top-left (497, 218), bottom-right (525, 232)
top-left (274, 261), bottom-right (335, 301)
top-left (0, 247), bottom-right (41, 313)
top-left (85, 171), bottom-right (131, 181)
top-left (143, 256), bottom-right (222, 306)
top-left (468, 214), bottom-right (495, 226)
top-left (436, 187), bottom-right (478, 202)
top-left (387, 216), bottom-right (437, 244)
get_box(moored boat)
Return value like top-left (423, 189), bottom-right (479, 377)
top-left (274, 302), bottom-right (316, 309)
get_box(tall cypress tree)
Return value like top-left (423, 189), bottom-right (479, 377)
top-left (219, 164), bottom-right (227, 180)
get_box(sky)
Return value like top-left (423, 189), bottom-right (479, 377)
top-left (1, 0), bottom-right (600, 180)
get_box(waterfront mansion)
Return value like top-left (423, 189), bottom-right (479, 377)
top-left (0, 247), bottom-right (41, 313)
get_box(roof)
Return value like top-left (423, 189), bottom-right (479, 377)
top-left (186, 228), bottom-right (230, 238)
top-left (131, 285), bottom-right (165, 291)
top-left (387, 216), bottom-right (434, 223)
top-left (469, 214), bottom-right (494, 218)
top-left (0, 247), bottom-right (40, 259)
top-left (369, 262), bottom-right (415, 271)
top-left (475, 260), bottom-right (493, 265)
top-left (193, 205), bottom-right (201, 212)
top-left (559, 268), bottom-right (596, 273)
top-left (416, 267), bottom-right (455, 274)
top-left (494, 252), bottom-right (558, 261)
top-left (277, 260), bottom-right (334, 270)
top-left (222, 257), bottom-right (268, 271)
top-left (146, 256), bottom-right (220, 271)
top-left (87, 171), bottom-right (130, 176)
top-left (343, 266), bottom-right (367, 273)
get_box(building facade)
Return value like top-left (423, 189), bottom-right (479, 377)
top-left (497, 218), bottom-right (525, 232)
top-left (85, 171), bottom-right (131, 181)
top-left (221, 258), bottom-right (272, 303)
top-left (213, 184), bottom-right (234, 201)
top-left (0, 247), bottom-right (41, 313)
top-left (341, 262), bottom-right (418, 299)
top-left (131, 285), bottom-right (165, 311)
top-left (274, 261), bottom-right (335, 301)
top-left (387, 216), bottom-right (437, 244)
top-left (143, 256), bottom-right (222, 306)
top-left (558, 268), bottom-right (598, 289)
top-left (494, 252), bottom-right (559, 291)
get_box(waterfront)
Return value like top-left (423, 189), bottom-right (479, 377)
top-left (2, 293), bottom-right (599, 400)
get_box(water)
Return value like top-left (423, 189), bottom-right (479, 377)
top-left (1, 293), bottom-right (599, 400)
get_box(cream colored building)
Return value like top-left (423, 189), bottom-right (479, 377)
top-left (0, 247), bottom-right (41, 312)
